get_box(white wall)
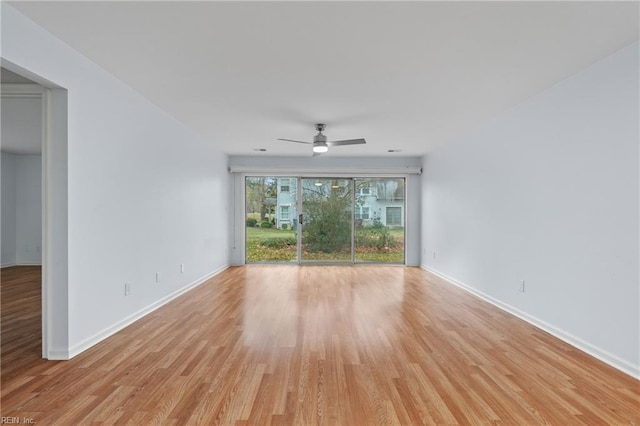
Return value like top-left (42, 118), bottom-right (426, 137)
top-left (15, 154), bottom-right (42, 264)
top-left (421, 42), bottom-right (639, 377)
top-left (1, 153), bottom-right (42, 265)
top-left (1, 152), bottom-right (17, 266)
top-left (1, 92), bottom-right (43, 266)
top-left (2, 4), bottom-right (230, 358)
top-left (1, 95), bottom-right (43, 154)
top-left (228, 155), bottom-right (422, 266)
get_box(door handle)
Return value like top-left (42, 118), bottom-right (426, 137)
top-left (299, 214), bottom-right (303, 225)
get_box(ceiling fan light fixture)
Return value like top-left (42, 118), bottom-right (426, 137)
top-left (313, 144), bottom-right (328, 153)
top-left (279, 124), bottom-right (365, 155)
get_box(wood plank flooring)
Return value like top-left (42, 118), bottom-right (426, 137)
top-left (1, 265), bottom-right (638, 425)
top-left (1, 266), bottom-right (42, 382)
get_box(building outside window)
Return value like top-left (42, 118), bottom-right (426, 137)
top-left (359, 183), bottom-right (371, 195)
top-left (280, 205), bottom-right (290, 221)
top-left (386, 206), bottom-right (402, 226)
top-left (355, 206), bottom-right (370, 220)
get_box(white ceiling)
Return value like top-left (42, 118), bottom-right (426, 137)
top-left (8, 1), bottom-right (639, 157)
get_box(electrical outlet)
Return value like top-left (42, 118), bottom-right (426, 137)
top-left (156, 272), bottom-right (161, 283)
top-left (519, 280), bottom-right (525, 293)
top-left (180, 264), bottom-right (185, 273)
top-left (124, 283), bottom-right (131, 296)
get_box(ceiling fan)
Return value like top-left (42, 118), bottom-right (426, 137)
top-left (278, 123), bottom-right (366, 156)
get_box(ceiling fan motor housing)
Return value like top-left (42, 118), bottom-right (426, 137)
top-left (313, 133), bottom-right (328, 143)
top-left (314, 123), bottom-right (327, 146)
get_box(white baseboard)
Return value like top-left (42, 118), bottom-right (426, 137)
top-left (47, 349), bottom-right (70, 360)
top-left (66, 264), bottom-right (230, 359)
top-left (1, 262), bottom-right (42, 268)
top-left (421, 265), bottom-right (640, 380)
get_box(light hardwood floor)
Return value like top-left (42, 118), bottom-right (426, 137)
top-left (1, 265), bottom-right (638, 425)
top-left (1, 266), bottom-right (42, 382)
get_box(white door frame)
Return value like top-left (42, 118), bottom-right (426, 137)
top-left (2, 65), bottom-right (70, 360)
top-left (239, 173), bottom-right (409, 265)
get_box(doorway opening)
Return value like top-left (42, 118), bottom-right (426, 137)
top-left (1, 68), bottom-right (44, 368)
top-left (1, 62), bottom-right (69, 360)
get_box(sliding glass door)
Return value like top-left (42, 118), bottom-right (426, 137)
top-left (354, 178), bottom-right (405, 263)
top-left (245, 176), bottom-right (298, 263)
top-left (300, 178), bottom-right (353, 262)
top-left (245, 176), bottom-right (404, 264)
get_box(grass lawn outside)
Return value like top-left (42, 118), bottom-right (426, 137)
top-left (246, 227), bottom-right (404, 263)
top-left (246, 227), bottom-right (297, 262)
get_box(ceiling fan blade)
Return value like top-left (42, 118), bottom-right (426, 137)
top-left (327, 138), bottom-right (366, 147)
top-left (278, 138), bottom-right (312, 144)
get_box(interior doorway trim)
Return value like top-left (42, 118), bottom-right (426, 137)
top-left (2, 61), bottom-right (70, 360)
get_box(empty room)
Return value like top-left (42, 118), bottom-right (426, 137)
top-left (1, 1), bottom-right (638, 425)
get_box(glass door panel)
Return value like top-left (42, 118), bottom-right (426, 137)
top-left (300, 178), bottom-right (353, 262)
top-left (354, 178), bottom-right (405, 263)
top-left (245, 176), bottom-right (298, 263)
top-left (245, 176), bottom-right (405, 264)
